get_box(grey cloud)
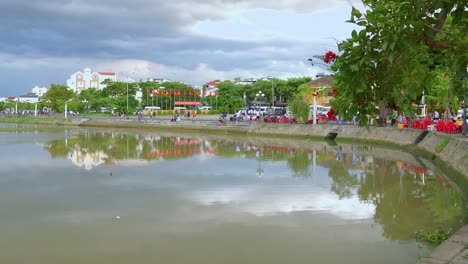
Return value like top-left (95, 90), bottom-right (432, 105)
top-left (0, 0), bottom-right (350, 95)
top-left (1, 0), bottom-right (349, 56)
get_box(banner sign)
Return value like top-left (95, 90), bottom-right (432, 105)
top-left (174, 101), bottom-right (201, 106)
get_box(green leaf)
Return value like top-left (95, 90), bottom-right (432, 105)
top-left (357, 21), bottom-right (367, 26)
top-left (350, 64), bottom-right (359, 72)
top-left (351, 6), bottom-right (362, 19)
top-left (382, 41), bottom-right (389, 51)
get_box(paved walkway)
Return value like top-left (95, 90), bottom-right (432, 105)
top-left (417, 225), bottom-right (468, 264)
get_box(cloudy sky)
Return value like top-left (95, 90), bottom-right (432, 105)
top-left (0, 0), bottom-right (361, 96)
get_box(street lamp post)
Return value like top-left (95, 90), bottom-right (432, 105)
top-left (126, 81), bottom-right (129, 119)
top-left (82, 99), bottom-right (88, 118)
top-left (255, 91), bottom-right (265, 115)
top-left (268, 76), bottom-right (274, 109)
top-left (312, 85), bottom-right (327, 125)
top-left (65, 101), bottom-right (68, 119)
top-left (46, 100), bottom-right (51, 116)
top-left (255, 91), bottom-right (265, 102)
top-left (64, 99), bottom-right (72, 119)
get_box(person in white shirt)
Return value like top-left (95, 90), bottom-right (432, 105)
top-left (434, 110), bottom-right (439, 121)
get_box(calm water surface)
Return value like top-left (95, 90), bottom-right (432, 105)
top-left (0, 128), bottom-right (464, 264)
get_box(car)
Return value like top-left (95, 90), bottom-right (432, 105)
top-left (199, 106), bottom-right (212, 110)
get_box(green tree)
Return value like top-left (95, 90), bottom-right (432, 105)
top-left (331, 0), bottom-right (467, 123)
top-left (42, 84), bottom-right (75, 111)
top-left (216, 81), bottom-right (245, 113)
top-left (78, 88), bottom-right (103, 112)
top-left (282, 77), bottom-right (312, 103)
top-left (289, 84), bottom-right (312, 122)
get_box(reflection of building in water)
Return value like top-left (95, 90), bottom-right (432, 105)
top-left (69, 144), bottom-right (112, 170)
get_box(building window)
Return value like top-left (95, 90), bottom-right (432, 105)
top-left (78, 81), bottom-right (84, 87)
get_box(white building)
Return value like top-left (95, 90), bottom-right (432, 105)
top-left (66, 67), bottom-right (116, 93)
top-left (31, 86), bottom-right (48, 97)
top-left (18, 93), bottom-right (39, 103)
top-left (147, 78), bottom-right (170, 84)
top-left (235, 78), bottom-right (257, 85)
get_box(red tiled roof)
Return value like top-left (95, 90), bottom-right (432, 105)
top-left (307, 75), bottom-right (333, 87)
top-left (98, 72), bottom-right (116, 76)
top-left (7, 96), bottom-right (16, 100)
top-left (205, 80), bottom-right (222, 86)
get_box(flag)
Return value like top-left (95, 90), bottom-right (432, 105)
top-left (147, 89), bottom-right (150, 94)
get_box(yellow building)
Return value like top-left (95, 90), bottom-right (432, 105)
top-left (306, 75), bottom-right (335, 106)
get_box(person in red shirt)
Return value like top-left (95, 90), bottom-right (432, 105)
top-left (327, 108), bottom-right (335, 121)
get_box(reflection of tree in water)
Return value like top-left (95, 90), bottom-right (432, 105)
top-left (423, 177), bottom-right (463, 227)
top-left (287, 149), bottom-right (312, 178)
top-left (328, 160), bottom-right (359, 199)
top-left (357, 158), bottom-right (463, 241)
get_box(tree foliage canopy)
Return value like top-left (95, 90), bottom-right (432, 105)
top-left (331, 0), bottom-right (467, 123)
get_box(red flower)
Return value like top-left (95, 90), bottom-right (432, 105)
top-left (323, 51), bottom-right (338, 64)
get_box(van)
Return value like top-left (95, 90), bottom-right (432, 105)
top-left (309, 105), bottom-right (327, 115)
top-left (199, 106), bottom-right (212, 110)
top-left (173, 107), bottom-right (187, 111)
top-left (144, 106), bottom-right (161, 115)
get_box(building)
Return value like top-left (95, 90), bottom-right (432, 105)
top-left (66, 68), bottom-right (116, 93)
top-left (203, 80), bottom-right (222, 96)
top-left (18, 92), bottom-right (39, 103)
top-left (235, 78), bottom-right (257, 85)
top-left (31, 86), bottom-right (48, 97)
top-left (307, 75), bottom-right (335, 106)
top-left (147, 78), bottom-right (171, 84)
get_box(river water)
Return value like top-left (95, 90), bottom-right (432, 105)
top-left (0, 127), bottom-right (464, 264)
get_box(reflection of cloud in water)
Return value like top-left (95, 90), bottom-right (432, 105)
top-left (196, 151), bottom-right (216, 162)
top-left (118, 160), bottom-right (151, 166)
top-left (191, 186), bottom-right (375, 220)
